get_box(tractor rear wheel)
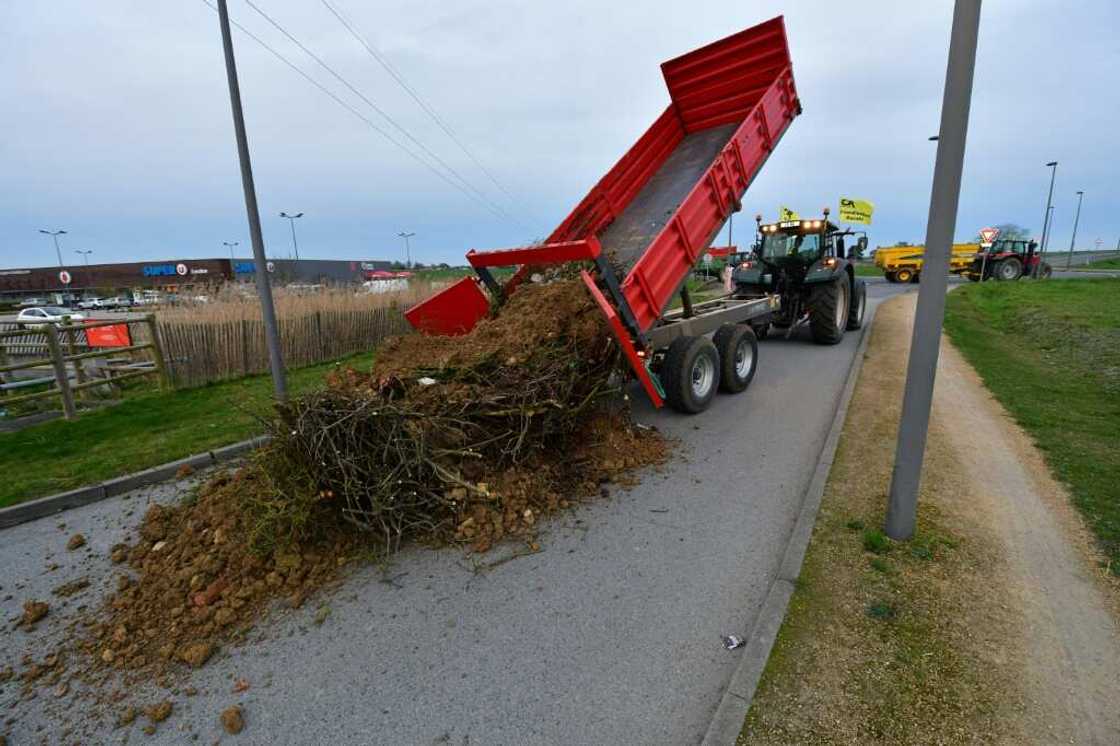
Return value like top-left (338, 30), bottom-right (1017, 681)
top-left (995, 257), bottom-right (1022, 281)
top-left (713, 324), bottom-right (758, 394)
top-left (894, 268), bottom-right (913, 283)
top-left (661, 335), bottom-right (720, 413)
top-left (809, 275), bottom-right (848, 345)
top-left (847, 279), bottom-right (867, 330)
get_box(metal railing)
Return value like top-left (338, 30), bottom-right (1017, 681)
top-left (0, 315), bottom-right (169, 420)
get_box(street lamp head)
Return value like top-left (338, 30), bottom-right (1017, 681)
top-left (928, 135), bottom-right (939, 141)
top-left (1046, 161), bottom-right (1058, 167)
top-left (1076, 190), bottom-right (1084, 196)
top-left (294, 212), bottom-right (303, 218)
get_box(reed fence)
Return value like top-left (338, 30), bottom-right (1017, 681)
top-left (159, 306), bottom-right (411, 388)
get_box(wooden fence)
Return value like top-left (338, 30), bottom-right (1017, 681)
top-left (159, 306), bottom-right (412, 388)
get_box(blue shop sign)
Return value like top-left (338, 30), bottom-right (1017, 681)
top-left (234, 262), bottom-right (255, 274)
top-left (142, 264), bottom-right (178, 277)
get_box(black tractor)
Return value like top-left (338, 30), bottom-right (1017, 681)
top-left (731, 210), bottom-right (867, 344)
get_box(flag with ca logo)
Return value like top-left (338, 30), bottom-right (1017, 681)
top-left (778, 206), bottom-right (799, 221)
top-left (838, 198), bottom-right (874, 224)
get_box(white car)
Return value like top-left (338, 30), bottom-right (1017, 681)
top-left (78, 297), bottom-right (105, 310)
top-left (15, 307), bottom-right (85, 328)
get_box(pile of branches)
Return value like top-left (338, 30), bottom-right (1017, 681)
top-left (257, 280), bottom-right (625, 553)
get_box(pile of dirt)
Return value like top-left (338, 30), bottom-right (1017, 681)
top-left (28, 279), bottom-right (665, 689)
top-left (258, 279), bottom-right (649, 552)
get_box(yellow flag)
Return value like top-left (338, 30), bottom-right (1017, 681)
top-left (838, 197), bottom-right (874, 224)
top-left (778, 206), bottom-right (799, 221)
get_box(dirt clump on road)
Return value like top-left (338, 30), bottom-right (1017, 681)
top-left (18, 600), bottom-right (49, 628)
top-left (220, 705), bottom-right (245, 734)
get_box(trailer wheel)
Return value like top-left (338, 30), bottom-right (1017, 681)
top-left (967, 273), bottom-right (980, 282)
top-left (846, 279), bottom-right (867, 330)
top-left (910, 271), bottom-right (921, 284)
top-left (809, 275), bottom-right (848, 345)
top-left (750, 322), bottom-right (770, 340)
top-left (884, 271), bottom-right (897, 283)
top-left (713, 324), bottom-right (758, 394)
top-left (661, 335), bottom-right (720, 413)
top-left (894, 268), bottom-right (913, 283)
top-left (1039, 263), bottom-right (1053, 279)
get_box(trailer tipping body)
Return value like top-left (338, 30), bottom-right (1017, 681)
top-left (406, 17), bottom-right (800, 410)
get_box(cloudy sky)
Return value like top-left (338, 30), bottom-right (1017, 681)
top-left (1, 0), bottom-right (1116, 268)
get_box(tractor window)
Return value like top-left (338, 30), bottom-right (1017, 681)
top-left (761, 232), bottom-right (820, 258)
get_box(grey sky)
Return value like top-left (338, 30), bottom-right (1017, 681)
top-left (1, 0), bottom-right (1116, 268)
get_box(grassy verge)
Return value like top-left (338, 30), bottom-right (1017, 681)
top-left (1079, 256), bottom-right (1120, 270)
top-left (854, 263), bottom-right (882, 277)
top-left (943, 278), bottom-right (1120, 570)
top-left (741, 295), bottom-right (1021, 743)
top-left (0, 351), bottom-right (375, 508)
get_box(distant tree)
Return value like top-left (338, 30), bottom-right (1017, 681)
top-left (978, 223), bottom-right (1031, 242)
top-left (390, 260), bottom-right (405, 269)
top-left (437, 262), bottom-right (450, 270)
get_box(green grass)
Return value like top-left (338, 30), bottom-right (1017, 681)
top-left (1081, 256), bottom-right (1120, 270)
top-left (944, 278), bottom-right (1120, 570)
top-left (0, 351), bottom-right (376, 508)
top-left (854, 263), bottom-right (882, 277)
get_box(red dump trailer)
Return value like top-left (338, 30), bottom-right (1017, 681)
top-left (406, 16), bottom-right (801, 413)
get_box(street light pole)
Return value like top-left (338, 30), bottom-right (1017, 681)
top-left (398, 231), bottom-right (416, 267)
top-left (1038, 161), bottom-right (1058, 277)
top-left (74, 249), bottom-right (93, 266)
top-left (279, 212), bottom-right (304, 261)
top-left (1066, 191), bottom-right (1084, 270)
top-left (885, 0), bottom-right (982, 541)
top-left (39, 229), bottom-right (67, 267)
top-left (223, 240), bottom-right (239, 262)
top-left (216, 0), bottom-right (287, 401)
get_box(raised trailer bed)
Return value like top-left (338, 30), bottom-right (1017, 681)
top-left (407, 16), bottom-right (801, 413)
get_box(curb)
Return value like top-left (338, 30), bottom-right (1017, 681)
top-left (0, 435), bottom-right (270, 530)
top-left (700, 300), bottom-right (879, 746)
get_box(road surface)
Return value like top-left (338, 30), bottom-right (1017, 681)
top-left (3, 280), bottom-right (912, 744)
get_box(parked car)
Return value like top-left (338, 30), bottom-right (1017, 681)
top-left (17, 297), bottom-right (48, 308)
top-left (15, 307), bottom-right (86, 328)
top-left (78, 297), bottom-right (106, 310)
top-left (103, 296), bottom-right (133, 309)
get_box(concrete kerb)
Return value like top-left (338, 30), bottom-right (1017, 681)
top-left (700, 301), bottom-right (880, 746)
top-left (0, 435), bottom-right (271, 530)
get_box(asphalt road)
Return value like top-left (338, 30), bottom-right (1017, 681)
top-left (3, 280), bottom-right (911, 744)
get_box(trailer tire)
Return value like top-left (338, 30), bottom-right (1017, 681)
top-left (967, 273), bottom-right (980, 282)
top-left (910, 271), bottom-right (921, 284)
top-left (809, 275), bottom-right (848, 345)
top-left (661, 335), bottom-right (720, 414)
top-left (884, 271), bottom-right (897, 283)
top-left (713, 324), bottom-right (757, 394)
top-left (847, 279), bottom-right (867, 330)
top-left (894, 268), bottom-right (913, 283)
top-left (751, 322), bottom-right (770, 340)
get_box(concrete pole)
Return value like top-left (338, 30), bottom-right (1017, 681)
top-left (1065, 191), bottom-right (1083, 270)
top-left (885, 0), bottom-right (981, 540)
top-left (217, 0), bottom-right (287, 401)
top-left (1038, 162), bottom-right (1057, 277)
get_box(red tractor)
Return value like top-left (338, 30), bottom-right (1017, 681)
top-left (965, 238), bottom-right (1052, 282)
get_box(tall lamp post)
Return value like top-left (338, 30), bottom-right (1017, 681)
top-left (398, 231), bottom-right (416, 268)
top-left (39, 229), bottom-right (67, 267)
top-left (279, 212), bottom-right (303, 260)
top-left (1038, 161), bottom-right (1058, 277)
top-left (885, 0), bottom-right (982, 540)
top-left (74, 249), bottom-right (93, 266)
top-left (1065, 191), bottom-right (1084, 270)
top-left (223, 240), bottom-right (239, 262)
top-left (216, 0), bottom-right (287, 401)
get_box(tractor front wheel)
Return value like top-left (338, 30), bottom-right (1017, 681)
top-left (662, 335), bottom-right (720, 414)
top-left (847, 279), bottom-right (867, 330)
top-left (809, 275), bottom-right (848, 345)
top-left (713, 324), bottom-right (758, 394)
